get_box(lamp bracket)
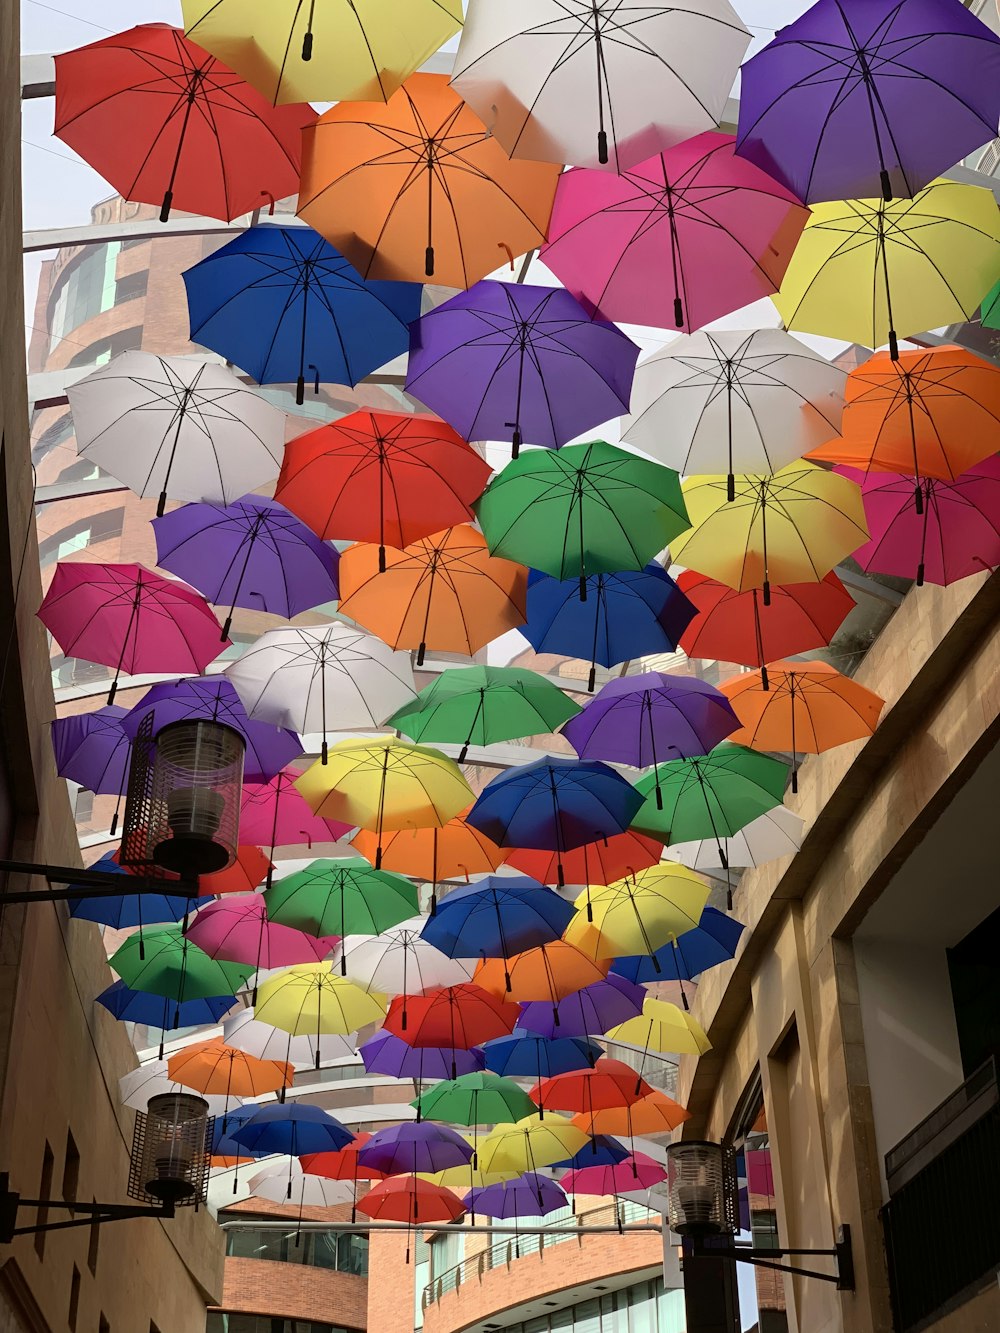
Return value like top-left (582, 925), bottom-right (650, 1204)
top-left (0, 1176), bottom-right (174, 1243)
top-left (0, 859), bottom-right (199, 903)
top-left (687, 1225), bottom-right (854, 1292)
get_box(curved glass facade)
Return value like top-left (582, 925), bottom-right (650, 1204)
top-left (485, 1277), bottom-right (685, 1333)
top-left (225, 1226), bottom-right (369, 1276)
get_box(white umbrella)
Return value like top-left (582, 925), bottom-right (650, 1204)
top-left (119, 1061), bottom-right (243, 1116)
top-left (662, 805), bottom-right (805, 870)
top-left (333, 917), bottom-right (476, 993)
top-left (621, 329), bottom-right (847, 497)
top-left (249, 1157), bottom-right (355, 1208)
top-left (452, 0), bottom-right (750, 173)
top-left (224, 1007), bottom-right (357, 1067)
top-left (226, 623), bottom-right (417, 761)
top-left (67, 351), bottom-right (285, 515)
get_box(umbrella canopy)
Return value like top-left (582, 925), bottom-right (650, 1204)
top-left (531, 1059), bottom-right (653, 1113)
top-left (562, 1152), bottom-right (667, 1196)
top-left (111, 925), bottom-right (254, 1004)
top-left (51, 704), bottom-right (130, 801)
top-left (182, 0), bottom-right (462, 105)
top-left (264, 859), bottom-right (419, 947)
top-left (153, 497), bottom-right (339, 640)
top-left (209, 1105), bottom-right (261, 1154)
top-left (253, 964), bottom-right (387, 1059)
top-left (573, 1091), bottom-right (690, 1138)
top-left (473, 943), bottom-right (609, 1004)
top-left (69, 855), bottom-right (210, 929)
top-left (453, 0), bottom-right (749, 173)
top-left (67, 352), bottom-right (285, 515)
top-left (554, 1136), bottom-right (630, 1170)
top-left (298, 74), bottom-right (560, 286)
top-left (420, 877), bottom-right (575, 961)
top-left (772, 181), bottom-right (1000, 357)
top-left (482, 1032), bottom-right (602, 1081)
top-left (611, 907), bottom-right (745, 985)
top-left (478, 1116), bottom-right (588, 1176)
top-left (301, 1133), bottom-right (386, 1183)
top-left (521, 566), bottom-right (697, 692)
top-left (360, 1123), bottom-right (473, 1177)
top-left (518, 975), bottom-right (647, 1039)
top-left (96, 981), bottom-right (235, 1032)
top-left (357, 1176), bottom-right (465, 1226)
top-left (239, 769), bottom-right (352, 862)
top-left (604, 998), bottom-right (711, 1056)
top-left (182, 225), bottom-right (422, 405)
top-left (736, 0), bottom-right (1000, 205)
top-left (413, 1074), bottom-right (538, 1128)
top-left (335, 919), bottom-right (475, 996)
top-left (664, 805), bottom-right (805, 873)
top-left (405, 283), bottom-right (638, 456)
top-left (166, 1037), bottom-right (292, 1097)
top-left (275, 411), bottom-right (491, 559)
top-left (38, 562), bottom-right (226, 704)
top-left (360, 1032), bottom-right (485, 1081)
top-left (185, 897), bottom-right (338, 970)
top-left (670, 463), bottom-right (869, 604)
top-left (352, 808), bottom-right (506, 884)
top-left (248, 1159), bottom-right (355, 1209)
top-left (233, 1104), bottom-right (353, 1158)
top-left (477, 443), bottom-right (689, 589)
top-left (338, 526), bottom-right (528, 667)
top-left (506, 832), bottom-right (664, 889)
top-left (387, 666), bottom-right (580, 764)
top-left (223, 1008), bottom-right (355, 1067)
top-left (198, 845), bottom-right (273, 896)
top-left (566, 866), bottom-right (709, 961)
top-left (54, 24), bottom-right (314, 222)
top-left (541, 131), bottom-right (808, 331)
top-left (383, 985), bottom-right (520, 1060)
top-left (120, 1061), bottom-right (243, 1116)
top-left (463, 1172), bottom-right (567, 1221)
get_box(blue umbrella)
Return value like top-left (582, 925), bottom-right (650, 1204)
top-left (69, 854), bottom-right (213, 938)
top-left (183, 225), bottom-right (422, 405)
top-left (610, 907), bottom-right (745, 987)
top-left (553, 1135), bottom-right (630, 1170)
top-left (421, 877), bottom-right (574, 966)
top-left (209, 1105), bottom-right (266, 1155)
top-left (482, 1031), bottom-right (601, 1081)
top-left (521, 566), bottom-right (696, 692)
top-left (96, 979), bottom-right (234, 1030)
top-left (231, 1103), bottom-right (354, 1158)
top-left (466, 757), bottom-right (644, 885)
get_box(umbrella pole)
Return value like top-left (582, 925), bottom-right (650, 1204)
top-left (917, 482), bottom-right (932, 587)
top-left (645, 697), bottom-right (663, 809)
top-left (416, 557), bottom-right (438, 667)
top-left (375, 747), bottom-right (390, 868)
top-left (671, 940), bottom-right (690, 1012)
top-left (319, 639), bottom-right (329, 764)
top-left (159, 73), bottom-right (201, 222)
top-left (752, 591), bottom-right (769, 692)
top-left (429, 831), bottom-right (438, 916)
top-left (726, 382), bottom-right (735, 503)
top-left (458, 689), bottom-right (485, 764)
top-left (759, 485), bottom-right (771, 606)
top-left (296, 277), bottom-right (310, 405)
top-left (876, 207), bottom-right (899, 360)
top-left (789, 678), bottom-right (799, 794)
top-left (537, 1045), bottom-right (544, 1120)
top-left (108, 573), bottom-right (144, 705)
top-left (509, 338), bottom-right (528, 458)
top-left (425, 143), bottom-right (436, 278)
top-left (904, 385), bottom-right (925, 518)
top-left (576, 484), bottom-right (588, 602)
top-left (591, 12), bottom-right (609, 164)
top-left (157, 386), bottom-right (193, 515)
top-left (221, 514), bottom-right (265, 641)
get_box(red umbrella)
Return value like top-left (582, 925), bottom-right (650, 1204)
top-left (301, 1131), bottom-right (386, 1221)
top-left (54, 24), bottom-right (315, 222)
top-left (357, 1176), bottom-right (465, 1259)
top-left (114, 843), bottom-right (271, 895)
top-left (383, 984), bottom-right (519, 1074)
top-left (530, 1059), bottom-right (654, 1113)
top-left (504, 832), bottom-right (664, 887)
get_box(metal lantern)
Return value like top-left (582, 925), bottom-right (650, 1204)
top-left (665, 1140), bottom-right (739, 1238)
top-left (128, 1093), bottom-right (212, 1207)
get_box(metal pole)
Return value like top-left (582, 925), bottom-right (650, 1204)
top-left (218, 1219), bottom-right (663, 1236)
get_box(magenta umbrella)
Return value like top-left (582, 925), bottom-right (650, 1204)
top-left (540, 131), bottom-right (808, 332)
top-left (560, 1150), bottom-right (666, 1196)
top-left (185, 896), bottom-right (338, 973)
top-left (839, 459), bottom-right (1000, 587)
top-left (240, 769), bottom-right (353, 881)
top-left (38, 562), bottom-right (227, 703)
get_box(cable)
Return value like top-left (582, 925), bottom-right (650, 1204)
top-left (23, 1), bottom-right (113, 32)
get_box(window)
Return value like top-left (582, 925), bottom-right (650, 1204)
top-left (223, 1226), bottom-right (368, 1275)
top-left (729, 1078), bottom-right (788, 1333)
top-left (34, 1142), bottom-right (54, 1259)
top-left (74, 790), bottom-right (94, 825)
top-left (114, 270), bottom-right (148, 304)
top-left (47, 244), bottom-right (121, 350)
top-left (68, 1265), bottom-right (81, 1331)
top-left (206, 1318), bottom-right (348, 1333)
top-left (38, 506), bottom-right (125, 566)
top-left (31, 413), bottom-right (74, 465)
top-left (65, 327), bottom-right (142, 370)
top-left (62, 1130), bottom-right (79, 1204)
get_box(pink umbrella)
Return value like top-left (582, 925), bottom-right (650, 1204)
top-left (240, 769), bottom-right (353, 884)
top-left (38, 562), bottom-right (227, 703)
top-left (185, 896), bottom-right (339, 972)
top-left (839, 459), bottom-right (1000, 587)
top-left (540, 131), bottom-right (808, 333)
top-left (560, 1151), bottom-right (667, 1195)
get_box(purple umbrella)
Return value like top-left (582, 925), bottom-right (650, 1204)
top-left (518, 975), bottom-right (646, 1039)
top-left (153, 496), bottom-right (339, 641)
top-left (121, 676), bottom-right (302, 782)
top-left (51, 704), bottom-right (131, 834)
top-left (405, 281), bottom-right (639, 458)
top-left (360, 1032), bottom-right (485, 1081)
top-left (464, 1171), bottom-right (567, 1220)
top-left (358, 1122), bottom-right (473, 1177)
top-left (736, 0), bottom-right (1000, 205)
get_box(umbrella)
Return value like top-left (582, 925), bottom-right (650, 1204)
top-left (414, 1074), bottom-right (539, 1130)
top-left (521, 565), bottom-right (697, 692)
top-left (153, 497), bottom-right (339, 640)
top-left (182, 225), bottom-right (422, 405)
top-left (387, 666), bottom-right (580, 764)
top-left (264, 859), bottom-right (418, 956)
top-left (562, 673), bottom-right (740, 777)
top-left (463, 1173), bottom-right (567, 1222)
top-left (677, 571), bottom-right (856, 689)
top-left (531, 1059), bottom-right (653, 1115)
top-left (185, 897), bottom-right (338, 971)
top-left (253, 964), bottom-right (387, 1065)
top-left (605, 998), bottom-right (711, 1057)
top-left (772, 181), bottom-right (1000, 358)
top-left (562, 1152), bottom-right (666, 1196)
top-left (360, 1123), bottom-right (474, 1177)
top-left (465, 757), bottom-right (644, 886)
top-left (420, 877), bottom-right (575, 962)
top-left (198, 845), bottom-right (273, 897)
top-left (565, 866), bottom-right (709, 960)
top-left (239, 769), bottom-right (352, 868)
top-left (554, 1136), bottom-right (630, 1170)
top-left (334, 919), bottom-right (475, 996)
top-left (541, 131), bottom-right (808, 331)
top-left (119, 1061), bottom-right (242, 1116)
top-left (337, 526), bottom-right (528, 667)
top-left (295, 739), bottom-right (472, 865)
top-left (51, 705), bottom-right (131, 834)
top-left (664, 805), bottom-right (805, 873)
top-left (223, 1008), bottom-right (355, 1068)
top-left (720, 660), bottom-right (885, 791)
top-left (842, 459), bottom-right (1000, 588)
top-left (505, 832), bottom-right (664, 889)
top-left (453, 0), bottom-right (750, 173)
top-left (231, 1104), bottom-right (353, 1159)
top-left (38, 562), bottom-right (227, 704)
top-left (54, 24), bottom-right (314, 222)
top-left (735, 0), bottom-right (1000, 205)
top-left (69, 854), bottom-right (210, 934)
top-left (182, 0), bottom-right (463, 104)
top-left (122, 677), bottom-right (302, 782)
top-left (275, 411), bottom-right (491, 565)
top-left (297, 74), bottom-right (560, 286)
top-left (227, 624), bottom-right (416, 763)
top-left (166, 1037), bottom-right (292, 1099)
top-left (302, 1133), bottom-right (385, 1182)
top-left (478, 1116), bottom-right (588, 1177)
top-left (356, 1177), bottom-right (465, 1250)
top-left (621, 329), bottom-right (846, 499)
top-left (573, 1091), bottom-right (690, 1138)
top-left (209, 1105), bottom-right (261, 1155)
top-left (477, 443), bottom-right (689, 591)
top-left (352, 807), bottom-right (506, 886)
top-left (473, 943), bottom-right (609, 1005)
top-left (405, 283), bottom-right (638, 456)
top-left (67, 352), bottom-right (285, 516)
top-left (481, 1032), bottom-right (602, 1082)
top-left (611, 907), bottom-right (745, 987)
top-left (248, 1159), bottom-right (355, 1209)
top-left (383, 985), bottom-right (520, 1070)
top-left (110, 925), bottom-right (254, 1015)
top-left (518, 975), bottom-right (647, 1039)
top-left (669, 463), bottom-right (869, 605)
top-left (95, 981), bottom-right (236, 1051)
top-left (359, 1032), bottom-right (485, 1082)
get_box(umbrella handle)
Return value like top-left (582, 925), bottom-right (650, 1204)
top-left (159, 191), bottom-right (173, 224)
top-left (309, 365), bottom-right (320, 395)
top-left (761, 664), bottom-right (769, 692)
top-left (597, 131), bottom-right (608, 165)
top-left (588, 665), bottom-right (596, 693)
top-left (302, 30), bottom-right (313, 61)
top-left (497, 243), bottom-right (515, 271)
top-left (880, 170), bottom-right (892, 203)
top-left (261, 191), bottom-right (276, 216)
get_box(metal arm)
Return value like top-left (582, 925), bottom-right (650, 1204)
top-left (0, 859), bottom-right (199, 903)
top-left (0, 1176), bottom-right (174, 1243)
top-left (685, 1225), bottom-right (855, 1291)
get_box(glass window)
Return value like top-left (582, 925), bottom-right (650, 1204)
top-left (223, 1227), bottom-right (367, 1276)
top-left (729, 1080), bottom-right (789, 1333)
top-left (207, 1318), bottom-right (347, 1333)
top-left (48, 243), bottom-right (121, 350)
top-left (38, 507), bottom-right (125, 567)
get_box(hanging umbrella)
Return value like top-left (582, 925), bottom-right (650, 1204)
top-left (210, 1105), bottom-right (262, 1155)
top-left (521, 566), bottom-right (697, 693)
top-left (531, 1059), bottom-right (653, 1116)
top-left (463, 1172), bottom-right (567, 1221)
top-left (227, 624), bottom-right (417, 763)
top-left (264, 860), bottom-right (419, 957)
top-left (387, 666), bottom-right (580, 764)
top-left (223, 1008), bottom-right (355, 1068)
top-left (473, 943), bottom-right (609, 1004)
top-left (185, 897), bottom-right (338, 972)
top-left (611, 907), bottom-right (745, 987)
top-left (735, 0), bottom-right (1000, 205)
top-left (406, 283), bottom-right (638, 456)
top-left (275, 411), bottom-right (491, 566)
top-left (198, 845), bottom-right (273, 897)
top-left (359, 1032), bottom-right (485, 1081)
top-left (453, 0), bottom-right (749, 173)
top-left (554, 1136), bottom-right (630, 1170)
top-left (541, 131), bottom-right (808, 331)
top-left (253, 964), bottom-right (387, 1066)
top-left (605, 998), bottom-right (711, 1057)
top-left (621, 329), bottom-right (846, 500)
top-left (359, 1124), bottom-right (473, 1177)
top-left (54, 24), bottom-right (314, 222)
top-left (518, 975), bottom-right (647, 1039)
top-left (119, 1061), bottom-right (242, 1116)
top-left (110, 925), bottom-right (254, 1015)
top-left (356, 1177), bottom-right (465, 1236)
top-left (677, 571), bottom-right (856, 689)
top-left (562, 1152), bottom-right (667, 1196)
top-left (302, 1133), bottom-right (385, 1182)
top-left (248, 1159), bottom-right (355, 1209)
top-left (95, 982), bottom-right (236, 1055)
top-left (841, 459), bottom-right (1000, 588)
top-left (239, 769), bottom-right (352, 869)
top-left (565, 866), bottom-right (709, 960)
top-left (67, 353), bottom-right (285, 516)
top-left (153, 497), bottom-right (339, 640)
top-left (338, 526), bottom-right (528, 667)
top-left (122, 676), bottom-right (302, 782)
top-left (231, 1104), bottom-right (353, 1158)
top-left (334, 919), bottom-right (475, 996)
top-left (38, 562), bottom-right (227, 704)
top-left (352, 807), bottom-right (506, 886)
top-left (772, 182), bottom-right (1000, 358)
top-left (298, 74), bottom-right (560, 286)
top-left (166, 1037), bottom-right (292, 1099)
top-left (69, 855), bottom-right (210, 936)
top-left (414, 1073), bottom-right (540, 1130)
top-left (505, 832), bottom-right (664, 889)
top-left (51, 705), bottom-right (131, 834)
top-left (670, 463), bottom-right (869, 605)
top-left (478, 1116), bottom-right (588, 1177)
top-left (383, 985), bottom-right (520, 1070)
top-left (420, 877), bottom-right (575, 961)
top-left (182, 225), bottom-right (422, 405)
top-left (574, 1091), bottom-right (690, 1139)
top-left (664, 805), bottom-right (805, 872)
top-left (721, 661), bottom-right (885, 790)
top-left (466, 757), bottom-right (644, 887)
top-left (477, 443), bottom-right (688, 591)
top-left (482, 1032), bottom-right (602, 1081)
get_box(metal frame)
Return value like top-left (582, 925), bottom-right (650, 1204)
top-left (0, 858), bottom-right (198, 903)
top-left (0, 1174), bottom-right (172, 1242)
top-left (684, 1225), bottom-right (855, 1291)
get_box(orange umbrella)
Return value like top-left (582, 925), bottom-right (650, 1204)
top-left (473, 942), bottom-right (610, 1003)
top-left (200, 845), bottom-right (273, 895)
top-left (572, 1089), bottom-right (690, 1137)
top-left (211, 1154), bottom-right (252, 1168)
top-left (720, 660), bottom-right (885, 791)
top-left (297, 73), bottom-right (560, 288)
top-left (166, 1037), bottom-right (292, 1098)
top-left (352, 806), bottom-right (506, 882)
top-left (338, 526), bottom-right (528, 666)
top-left (505, 832), bottom-right (664, 887)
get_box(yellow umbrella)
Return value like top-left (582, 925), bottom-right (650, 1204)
top-left (565, 866), bottom-right (709, 961)
top-left (606, 998), bottom-right (712, 1057)
top-left (296, 736), bottom-right (472, 868)
top-left (669, 463), bottom-right (868, 604)
top-left (477, 1115), bottom-right (588, 1177)
top-left (182, 0), bottom-right (463, 105)
top-left (254, 963), bottom-right (385, 1064)
top-left (773, 180), bottom-right (1000, 358)
top-left (418, 1164), bottom-right (514, 1189)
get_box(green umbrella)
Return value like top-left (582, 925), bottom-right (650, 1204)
top-left (475, 441), bottom-right (690, 598)
top-left (413, 1073), bottom-right (540, 1165)
top-left (110, 925), bottom-right (253, 1010)
top-left (386, 665), bottom-right (581, 762)
top-left (982, 278), bottom-right (1000, 330)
